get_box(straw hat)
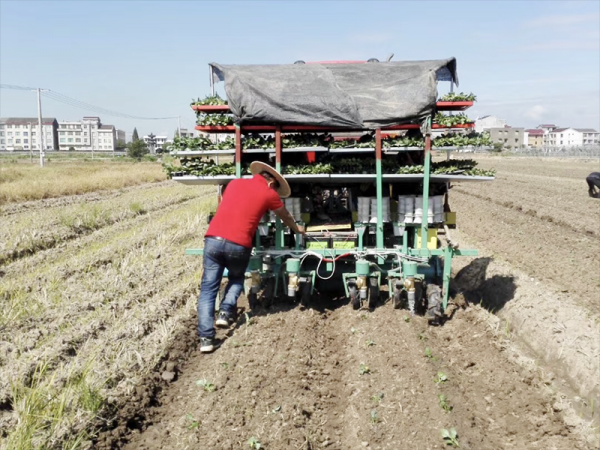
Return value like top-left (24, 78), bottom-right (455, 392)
top-left (250, 161), bottom-right (291, 198)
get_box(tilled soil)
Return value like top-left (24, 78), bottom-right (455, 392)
top-left (120, 296), bottom-right (590, 450)
top-left (449, 156), bottom-right (600, 315)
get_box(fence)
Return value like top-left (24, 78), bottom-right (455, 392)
top-left (467, 145), bottom-right (600, 159)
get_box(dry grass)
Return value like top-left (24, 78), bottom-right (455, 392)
top-left (0, 186), bottom-right (214, 449)
top-left (0, 161), bottom-right (166, 204)
top-left (0, 183), bottom-right (202, 266)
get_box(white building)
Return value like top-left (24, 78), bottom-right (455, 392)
top-left (142, 134), bottom-right (168, 154)
top-left (544, 128), bottom-right (600, 147)
top-left (57, 116), bottom-right (116, 151)
top-left (180, 128), bottom-right (196, 139)
top-left (0, 117), bottom-right (59, 151)
top-left (475, 115), bottom-right (507, 133)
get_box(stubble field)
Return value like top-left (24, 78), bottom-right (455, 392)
top-left (0, 156), bottom-right (598, 450)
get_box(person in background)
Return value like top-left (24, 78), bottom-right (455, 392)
top-left (198, 161), bottom-right (305, 353)
top-left (586, 172), bottom-right (600, 198)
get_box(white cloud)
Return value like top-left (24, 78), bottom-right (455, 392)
top-left (525, 105), bottom-right (547, 121)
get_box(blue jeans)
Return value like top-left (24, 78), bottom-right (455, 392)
top-left (197, 237), bottom-right (251, 338)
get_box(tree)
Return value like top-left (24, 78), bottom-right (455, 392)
top-left (116, 140), bottom-right (127, 150)
top-left (127, 139), bottom-right (148, 159)
top-left (174, 128), bottom-right (180, 139)
top-left (132, 128), bottom-right (139, 142)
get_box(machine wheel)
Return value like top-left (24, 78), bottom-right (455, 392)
top-left (300, 280), bottom-right (312, 308)
top-left (368, 277), bottom-right (380, 309)
top-left (392, 287), bottom-right (405, 309)
top-left (349, 284), bottom-right (361, 310)
top-left (247, 291), bottom-right (258, 311)
top-left (425, 284), bottom-right (443, 324)
top-left (261, 277), bottom-right (276, 309)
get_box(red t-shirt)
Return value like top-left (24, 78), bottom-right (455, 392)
top-left (206, 175), bottom-right (284, 248)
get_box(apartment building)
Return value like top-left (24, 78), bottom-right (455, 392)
top-left (544, 128), bottom-right (600, 147)
top-left (475, 115), bottom-right (507, 133)
top-left (115, 129), bottom-right (126, 145)
top-left (0, 117), bottom-right (59, 151)
top-left (142, 134), bottom-right (168, 153)
top-left (57, 116), bottom-right (116, 151)
top-left (525, 128), bottom-right (544, 148)
top-left (487, 126), bottom-right (526, 148)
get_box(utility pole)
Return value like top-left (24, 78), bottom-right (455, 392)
top-left (178, 116), bottom-right (181, 138)
top-left (34, 88), bottom-right (48, 167)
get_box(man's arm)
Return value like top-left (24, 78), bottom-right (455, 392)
top-left (273, 206), bottom-right (306, 235)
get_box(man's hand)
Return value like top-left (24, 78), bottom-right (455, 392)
top-left (295, 224), bottom-right (306, 235)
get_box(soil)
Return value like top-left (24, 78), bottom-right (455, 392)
top-left (115, 295), bottom-right (592, 450)
top-left (448, 155), bottom-right (600, 315)
top-left (3, 157), bottom-right (600, 449)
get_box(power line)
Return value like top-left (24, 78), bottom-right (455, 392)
top-left (1, 84), bottom-right (181, 121)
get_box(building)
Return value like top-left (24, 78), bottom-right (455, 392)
top-left (475, 115), bottom-right (507, 133)
top-left (525, 128), bottom-right (544, 148)
top-left (537, 124), bottom-right (557, 134)
top-left (544, 128), bottom-right (600, 147)
top-left (487, 126), bottom-right (526, 148)
top-left (142, 134), bottom-right (168, 154)
top-left (57, 116), bottom-right (117, 151)
top-left (179, 128), bottom-right (196, 139)
top-left (0, 117), bottom-right (59, 152)
top-left (115, 129), bottom-right (126, 146)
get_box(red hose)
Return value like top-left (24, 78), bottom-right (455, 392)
top-left (321, 253), bottom-right (351, 263)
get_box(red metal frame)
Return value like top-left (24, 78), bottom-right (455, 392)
top-left (235, 125), bottom-right (242, 163)
top-left (275, 125), bottom-right (282, 166)
top-left (192, 105), bottom-right (230, 113)
top-left (192, 101), bottom-right (473, 114)
top-left (195, 123), bottom-right (474, 133)
top-left (436, 101), bottom-right (473, 111)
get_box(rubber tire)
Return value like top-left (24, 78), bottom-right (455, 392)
top-left (261, 277), bottom-right (275, 309)
top-left (300, 281), bottom-right (311, 308)
top-left (247, 291), bottom-right (258, 311)
top-left (392, 288), bottom-right (404, 309)
top-left (349, 285), bottom-right (361, 310)
top-left (368, 277), bottom-right (380, 309)
top-left (425, 284), bottom-right (443, 323)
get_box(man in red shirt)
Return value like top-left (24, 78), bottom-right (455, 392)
top-left (198, 161), bottom-right (305, 353)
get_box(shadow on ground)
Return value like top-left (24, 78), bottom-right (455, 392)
top-left (451, 257), bottom-right (518, 313)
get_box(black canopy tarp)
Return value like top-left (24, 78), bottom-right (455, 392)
top-left (210, 59), bottom-right (458, 129)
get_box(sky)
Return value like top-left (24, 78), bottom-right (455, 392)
top-left (1, 0), bottom-right (599, 138)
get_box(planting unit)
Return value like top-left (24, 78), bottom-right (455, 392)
top-left (171, 59), bottom-right (494, 323)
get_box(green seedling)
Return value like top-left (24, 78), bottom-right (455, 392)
top-left (221, 362), bottom-right (229, 370)
top-left (351, 327), bottom-right (358, 334)
top-left (359, 364), bottom-right (371, 375)
top-left (365, 339), bottom-right (375, 347)
top-left (247, 436), bottom-right (262, 449)
top-left (245, 312), bottom-right (254, 325)
top-left (438, 394), bottom-right (453, 412)
top-left (434, 372), bottom-right (448, 385)
top-left (418, 333), bottom-right (428, 341)
top-left (185, 413), bottom-right (199, 430)
top-left (370, 409), bottom-right (380, 424)
top-left (403, 316), bottom-right (411, 323)
top-left (441, 428), bottom-right (460, 447)
top-left (360, 314), bottom-right (368, 320)
top-left (424, 347), bottom-right (435, 359)
top-left (196, 379), bottom-right (216, 392)
top-left (371, 393), bottom-right (385, 403)
top-left (271, 405), bottom-right (282, 414)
